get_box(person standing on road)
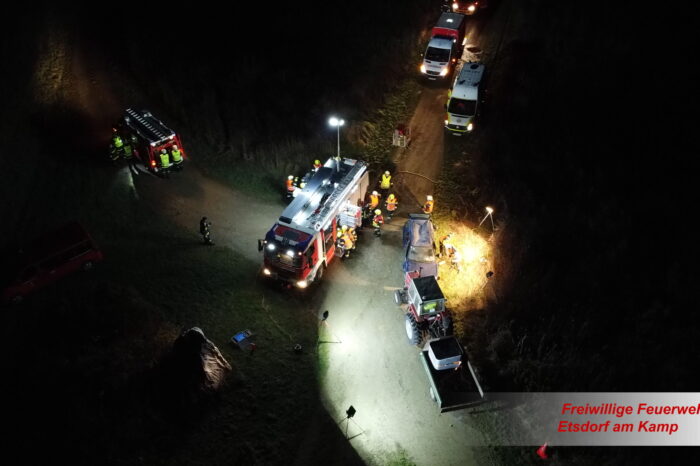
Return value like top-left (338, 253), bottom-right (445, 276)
top-left (423, 195), bottom-right (434, 215)
top-left (368, 191), bottom-right (380, 209)
top-left (385, 193), bottom-right (398, 220)
top-left (439, 233), bottom-right (453, 258)
top-left (170, 144), bottom-right (183, 170)
top-left (159, 149), bottom-right (172, 172)
top-left (380, 170), bottom-right (392, 194)
top-left (200, 217), bottom-right (214, 245)
top-left (372, 209), bottom-right (384, 237)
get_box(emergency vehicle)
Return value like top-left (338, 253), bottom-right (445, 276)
top-left (449, 1), bottom-right (488, 15)
top-left (445, 62), bottom-right (485, 134)
top-left (420, 13), bottom-right (467, 80)
top-left (117, 108), bottom-right (187, 172)
top-left (258, 157), bottom-right (369, 288)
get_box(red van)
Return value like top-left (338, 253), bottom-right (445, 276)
top-left (1, 222), bottom-right (104, 303)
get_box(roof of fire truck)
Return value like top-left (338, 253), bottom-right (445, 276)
top-left (276, 157), bottom-right (367, 236)
top-left (122, 108), bottom-right (177, 146)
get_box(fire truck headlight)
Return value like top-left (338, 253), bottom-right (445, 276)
top-left (468, 5), bottom-right (476, 13)
top-left (439, 67), bottom-right (448, 76)
top-left (263, 268), bottom-right (271, 276)
top-left (296, 280), bottom-right (308, 289)
top-left (420, 64), bottom-right (427, 74)
top-left (286, 249), bottom-right (295, 258)
top-left (267, 243), bottom-right (276, 251)
top-left (467, 123), bottom-right (474, 131)
top-left (444, 119), bottom-right (449, 125)
top-left (452, 2), bottom-right (458, 10)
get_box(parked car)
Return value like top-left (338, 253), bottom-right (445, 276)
top-left (402, 213), bottom-right (438, 278)
top-left (1, 222), bottom-right (103, 303)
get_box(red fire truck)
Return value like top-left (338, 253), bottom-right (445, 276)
top-left (117, 108), bottom-right (187, 173)
top-left (258, 157), bottom-right (369, 288)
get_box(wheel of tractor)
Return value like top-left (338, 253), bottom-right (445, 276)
top-left (405, 313), bottom-right (422, 346)
top-left (441, 314), bottom-right (453, 336)
top-left (393, 289), bottom-right (406, 306)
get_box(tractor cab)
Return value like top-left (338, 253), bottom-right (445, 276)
top-left (395, 271), bottom-right (451, 345)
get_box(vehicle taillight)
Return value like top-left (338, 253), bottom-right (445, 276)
top-left (151, 160), bottom-right (156, 167)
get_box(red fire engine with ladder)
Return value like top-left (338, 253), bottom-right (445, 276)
top-left (118, 108), bottom-right (187, 172)
top-left (258, 157), bottom-right (369, 288)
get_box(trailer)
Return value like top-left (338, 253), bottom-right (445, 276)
top-left (420, 336), bottom-right (486, 413)
top-left (258, 157), bottom-right (369, 288)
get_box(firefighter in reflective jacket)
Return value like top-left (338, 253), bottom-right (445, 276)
top-left (385, 193), bottom-right (398, 220)
top-left (159, 149), bottom-right (171, 170)
top-left (313, 159), bottom-right (322, 171)
top-left (380, 170), bottom-right (392, 192)
top-left (423, 195), bottom-right (434, 215)
top-left (338, 224), bottom-right (355, 258)
top-left (372, 209), bottom-right (384, 237)
top-left (109, 130), bottom-right (124, 161)
top-left (122, 143), bottom-right (133, 160)
top-left (368, 191), bottom-right (380, 210)
top-left (171, 145), bottom-right (183, 168)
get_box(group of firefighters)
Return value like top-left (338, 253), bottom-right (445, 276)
top-left (283, 161), bottom-right (438, 258)
top-left (109, 129), bottom-right (183, 172)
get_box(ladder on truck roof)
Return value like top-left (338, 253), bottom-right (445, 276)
top-left (278, 158), bottom-right (367, 233)
top-left (308, 159), bottom-right (366, 231)
top-left (123, 108), bottom-right (176, 145)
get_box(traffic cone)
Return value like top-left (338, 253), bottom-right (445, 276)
top-left (536, 443), bottom-right (548, 459)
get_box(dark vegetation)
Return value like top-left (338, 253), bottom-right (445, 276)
top-left (436, 0), bottom-right (697, 464)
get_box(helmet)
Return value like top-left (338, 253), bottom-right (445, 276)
top-left (388, 194), bottom-right (395, 200)
top-left (172, 145), bottom-right (178, 150)
top-left (288, 175), bottom-right (294, 180)
top-left (341, 224), bottom-right (348, 231)
top-left (427, 195), bottom-right (433, 201)
top-left (161, 149), bottom-right (167, 154)
top-left (374, 209), bottom-right (381, 215)
top-left (314, 159), bottom-right (320, 165)
top-left (372, 191), bottom-right (378, 196)
top-left (384, 170), bottom-right (390, 176)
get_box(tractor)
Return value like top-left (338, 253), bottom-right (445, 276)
top-left (394, 270), bottom-right (452, 345)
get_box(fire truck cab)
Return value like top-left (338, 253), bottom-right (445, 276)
top-left (259, 157), bottom-right (369, 288)
top-left (118, 108), bottom-right (186, 172)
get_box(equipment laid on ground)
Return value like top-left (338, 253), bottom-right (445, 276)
top-left (394, 271), bottom-right (452, 346)
top-left (116, 108), bottom-right (187, 173)
top-left (420, 12), bottom-right (467, 80)
top-left (392, 123), bottom-right (411, 147)
top-left (420, 336), bottom-right (486, 412)
top-left (445, 62), bottom-right (485, 134)
top-left (230, 329), bottom-right (255, 350)
top-left (258, 157), bottom-right (369, 288)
